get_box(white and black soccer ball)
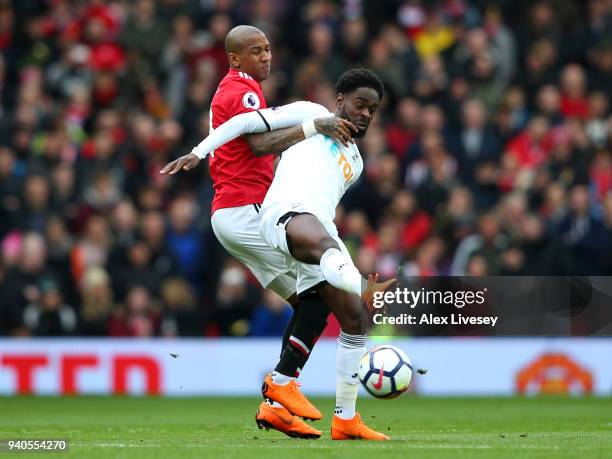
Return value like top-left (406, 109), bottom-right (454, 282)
top-left (358, 345), bottom-right (413, 399)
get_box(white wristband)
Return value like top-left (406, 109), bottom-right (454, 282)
top-left (302, 119), bottom-right (317, 138)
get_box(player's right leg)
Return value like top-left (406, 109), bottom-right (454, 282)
top-left (262, 217), bottom-right (391, 439)
top-left (258, 206), bottom-right (394, 437)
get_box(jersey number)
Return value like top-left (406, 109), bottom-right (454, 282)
top-left (338, 151), bottom-right (354, 181)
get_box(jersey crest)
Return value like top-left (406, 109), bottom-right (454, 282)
top-left (242, 92), bottom-right (261, 109)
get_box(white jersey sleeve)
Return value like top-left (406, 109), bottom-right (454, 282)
top-left (256, 101), bottom-right (332, 130)
top-left (191, 101), bottom-right (332, 159)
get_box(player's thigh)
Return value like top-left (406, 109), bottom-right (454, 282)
top-left (260, 206), bottom-right (337, 264)
top-left (285, 213), bottom-right (331, 245)
top-left (211, 205), bottom-right (297, 294)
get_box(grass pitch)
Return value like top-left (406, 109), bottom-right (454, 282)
top-left (2, 396), bottom-right (610, 458)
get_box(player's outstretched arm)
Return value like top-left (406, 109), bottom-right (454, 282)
top-left (160, 101), bottom-right (358, 174)
top-left (190, 101), bottom-right (357, 160)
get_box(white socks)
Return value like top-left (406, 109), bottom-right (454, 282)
top-left (320, 248), bottom-right (363, 297)
top-left (335, 330), bottom-right (367, 420)
top-left (271, 371), bottom-right (294, 386)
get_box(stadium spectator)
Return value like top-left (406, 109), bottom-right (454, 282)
top-left (22, 277), bottom-right (77, 336)
top-left (554, 184), bottom-right (610, 274)
top-left (165, 195), bottom-right (206, 291)
top-left (79, 266), bottom-right (115, 336)
top-left (213, 264), bottom-right (260, 337)
top-left (455, 98), bottom-right (502, 181)
top-left (108, 284), bottom-right (160, 337)
top-left (2, 233), bottom-right (60, 335)
top-left (159, 277), bottom-right (203, 337)
top-left (384, 97), bottom-right (420, 160)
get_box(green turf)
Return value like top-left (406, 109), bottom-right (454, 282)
top-left (1, 396), bottom-right (610, 458)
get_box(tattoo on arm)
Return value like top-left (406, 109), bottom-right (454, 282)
top-left (244, 126), bottom-right (305, 157)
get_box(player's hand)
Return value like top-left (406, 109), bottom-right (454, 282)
top-left (159, 153), bottom-right (201, 175)
top-left (314, 117), bottom-right (358, 147)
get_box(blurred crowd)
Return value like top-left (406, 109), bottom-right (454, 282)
top-left (0, 0), bottom-right (611, 337)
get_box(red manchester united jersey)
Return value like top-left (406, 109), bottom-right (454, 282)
top-left (208, 69), bottom-right (272, 213)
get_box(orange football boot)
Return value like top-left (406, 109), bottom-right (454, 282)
top-left (331, 413), bottom-right (390, 440)
top-left (361, 273), bottom-right (397, 311)
top-left (255, 402), bottom-right (321, 439)
top-left (261, 374), bottom-right (322, 420)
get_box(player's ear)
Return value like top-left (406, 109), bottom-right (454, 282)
top-left (228, 53), bottom-right (240, 68)
top-left (336, 93), bottom-right (344, 108)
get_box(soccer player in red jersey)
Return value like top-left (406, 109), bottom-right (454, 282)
top-left (161, 25), bottom-right (358, 439)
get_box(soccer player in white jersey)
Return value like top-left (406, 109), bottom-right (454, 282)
top-left (180, 69), bottom-right (395, 440)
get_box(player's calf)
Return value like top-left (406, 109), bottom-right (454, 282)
top-left (274, 293), bottom-right (329, 377)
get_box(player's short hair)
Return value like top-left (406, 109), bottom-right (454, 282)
top-left (335, 68), bottom-right (384, 101)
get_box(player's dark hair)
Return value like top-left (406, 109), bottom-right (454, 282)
top-left (335, 68), bottom-right (384, 101)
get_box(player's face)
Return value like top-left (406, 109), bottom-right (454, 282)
top-left (337, 87), bottom-right (380, 138)
top-left (233, 34), bottom-right (272, 81)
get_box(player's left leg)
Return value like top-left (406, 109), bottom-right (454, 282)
top-left (261, 290), bottom-right (329, 421)
top-left (267, 254), bottom-right (391, 439)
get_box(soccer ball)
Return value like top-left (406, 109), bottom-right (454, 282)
top-left (358, 345), bottom-right (413, 398)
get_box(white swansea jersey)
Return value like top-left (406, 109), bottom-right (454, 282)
top-left (262, 125), bottom-right (364, 225)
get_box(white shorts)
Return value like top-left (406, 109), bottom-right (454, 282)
top-left (211, 204), bottom-right (296, 299)
top-left (259, 201), bottom-right (351, 294)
